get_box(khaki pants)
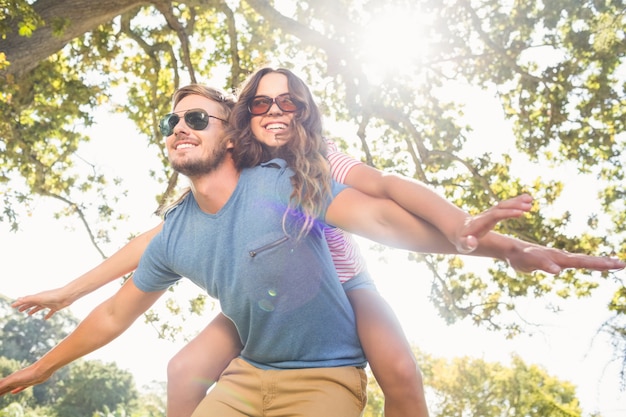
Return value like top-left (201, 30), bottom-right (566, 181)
top-left (190, 357), bottom-right (367, 417)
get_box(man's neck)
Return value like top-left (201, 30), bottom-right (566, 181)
top-left (188, 156), bottom-right (240, 214)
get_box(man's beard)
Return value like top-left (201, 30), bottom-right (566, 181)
top-left (170, 146), bottom-right (229, 177)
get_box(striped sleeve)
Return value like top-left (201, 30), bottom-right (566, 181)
top-left (324, 227), bottom-right (368, 283)
top-left (324, 139), bottom-right (368, 283)
top-left (326, 140), bottom-right (362, 184)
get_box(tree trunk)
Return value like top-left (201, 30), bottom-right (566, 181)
top-left (1, 0), bottom-right (148, 78)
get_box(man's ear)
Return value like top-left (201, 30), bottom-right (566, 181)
top-left (225, 139), bottom-right (234, 150)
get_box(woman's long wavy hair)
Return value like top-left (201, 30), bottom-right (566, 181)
top-left (226, 67), bottom-right (331, 239)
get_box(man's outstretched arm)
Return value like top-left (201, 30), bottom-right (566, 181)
top-left (0, 279), bottom-right (165, 396)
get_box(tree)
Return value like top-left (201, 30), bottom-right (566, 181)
top-left (0, 296), bottom-right (78, 364)
top-left (51, 360), bottom-right (137, 417)
top-left (0, 296), bottom-right (141, 416)
top-left (1, 0), bottom-right (624, 374)
top-left (0, 357), bottom-right (140, 417)
top-left (129, 381), bottom-right (166, 417)
top-left (363, 347), bottom-right (590, 417)
top-left (0, 358), bottom-right (51, 416)
top-left (0, 296), bottom-right (75, 405)
top-left (0, 357), bottom-right (34, 411)
top-left (421, 352), bottom-right (586, 417)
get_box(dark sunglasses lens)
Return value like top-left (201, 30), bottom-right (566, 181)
top-left (249, 97), bottom-right (272, 115)
top-left (185, 111), bottom-right (209, 130)
top-left (276, 95), bottom-right (297, 112)
top-left (160, 114), bottom-right (180, 136)
top-left (159, 110), bottom-right (211, 136)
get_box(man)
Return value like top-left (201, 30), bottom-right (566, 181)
top-left (1, 84), bottom-right (623, 417)
top-left (0, 86), bottom-right (417, 416)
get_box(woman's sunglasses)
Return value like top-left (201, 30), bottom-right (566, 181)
top-left (159, 109), bottom-right (227, 137)
top-left (248, 93), bottom-right (300, 116)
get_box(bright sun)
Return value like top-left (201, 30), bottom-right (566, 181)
top-left (358, 6), bottom-right (432, 84)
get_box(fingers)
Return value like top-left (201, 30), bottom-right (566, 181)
top-left (488, 194), bottom-right (533, 218)
top-left (560, 253), bottom-right (625, 271)
top-left (0, 377), bottom-right (24, 396)
top-left (492, 194), bottom-right (533, 215)
top-left (13, 302), bottom-right (43, 316)
top-left (0, 367), bottom-right (50, 397)
top-left (538, 260), bottom-right (562, 275)
top-left (43, 310), bottom-right (57, 320)
top-left (462, 194), bottom-right (534, 242)
top-left (0, 383), bottom-right (27, 396)
top-left (12, 298), bottom-right (39, 313)
top-left (512, 246), bottom-right (625, 275)
top-left (11, 298), bottom-right (28, 310)
top-left (543, 255), bottom-right (623, 274)
top-left (12, 296), bottom-right (55, 318)
top-left (495, 193), bottom-right (533, 210)
top-left (506, 253), bottom-right (562, 274)
top-left (27, 306), bottom-right (43, 316)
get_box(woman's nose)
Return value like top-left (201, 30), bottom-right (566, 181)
top-left (267, 101), bottom-right (282, 115)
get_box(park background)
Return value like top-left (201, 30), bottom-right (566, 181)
top-left (1, 1), bottom-right (626, 416)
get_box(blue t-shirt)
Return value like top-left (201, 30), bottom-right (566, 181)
top-left (133, 159), bottom-right (367, 370)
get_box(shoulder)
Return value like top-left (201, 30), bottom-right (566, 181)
top-left (163, 191), bottom-right (193, 220)
top-left (240, 159), bottom-right (293, 195)
top-left (251, 158), bottom-right (294, 178)
top-left (326, 147), bottom-right (362, 184)
top-left (325, 138), bottom-right (339, 153)
top-left (260, 158), bottom-right (288, 170)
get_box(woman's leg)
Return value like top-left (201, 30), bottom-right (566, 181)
top-left (346, 288), bottom-right (429, 417)
top-left (167, 312), bottom-right (243, 417)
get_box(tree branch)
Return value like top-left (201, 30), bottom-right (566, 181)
top-left (1, 0), bottom-right (148, 78)
top-left (41, 191), bottom-right (108, 259)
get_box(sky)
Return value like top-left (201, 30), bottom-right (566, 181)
top-left (1, 84), bottom-right (625, 417)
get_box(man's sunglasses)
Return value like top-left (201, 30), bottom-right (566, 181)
top-left (247, 93), bottom-right (300, 116)
top-left (159, 109), bottom-right (227, 137)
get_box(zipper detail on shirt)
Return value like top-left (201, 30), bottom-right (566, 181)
top-left (249, 236), bottom-right (290, 257)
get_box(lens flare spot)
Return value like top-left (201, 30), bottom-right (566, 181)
top-left (258, 299), bottom-right (275, 311)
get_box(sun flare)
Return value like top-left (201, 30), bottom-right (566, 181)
top-left (358, 7), bottom-right (432, 84)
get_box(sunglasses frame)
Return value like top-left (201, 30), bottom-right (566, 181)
top-left (159, 108), bottom-right (227, 137)
top-left (247, 93), bottom-right (300, 116)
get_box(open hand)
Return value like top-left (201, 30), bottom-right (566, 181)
top-left (12, 288), bottom-right (73, 320)
top-left (0, 364), bottom-right (53, 396)
top-left (455, 194), bottom-right (533, 254)
top-left (506, 243), bottom-right (625, 274)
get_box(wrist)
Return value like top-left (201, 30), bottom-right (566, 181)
top-left (475, 231), bottom-right (522, 261)
top-left (31, 356), bottom-right (58, 379)
top-left (64, 272), bottom-right (105, 303)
